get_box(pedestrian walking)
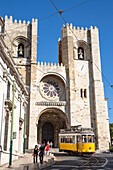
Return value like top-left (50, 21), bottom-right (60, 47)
top-left (50, 141), bottom-right (53, 148)
top-left (43, 140), bottom-right (46, 149)
top-left (37, 142), bottom-right (41, 150)
top-left (33, 145), bottom-right (38, 163)
top-left (39, 144), bottom-right (45, 164)
top-left (45, 143), bottom-right (49, 155)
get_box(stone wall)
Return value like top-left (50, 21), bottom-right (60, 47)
top-left (59, 23), bottom-right (110, 150)
top-left (29, 62), bottom-right (68, 148)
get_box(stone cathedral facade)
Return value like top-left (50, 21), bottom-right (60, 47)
top-left (4, 16), bottom-right (110, 151)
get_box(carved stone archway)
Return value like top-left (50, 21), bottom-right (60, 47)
top-left (37, 108), bottom-right (69, 147)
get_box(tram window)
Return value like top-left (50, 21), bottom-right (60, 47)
top-left (60, 136), bottom-right (75, 143)
top-left (82, 135), bottom-right (87, 143)
top-left (63, 138), bottom-right (65, 143)
top-left (70, 138), bottom-right (73, 143)
top-left (65, 138), bottom-right (67, 143)
top-left (70, 136), bottom-right (75, 143)
top-left (61, 138), bottom-right (63, 143)
top-left (61, 137), bottom-right (64, 143)
top-left (88, 135), bottom-right (92, 143)
top-left (77, 136), bottom-right (80, 142)
top-left (92, 135), bottom-right (95, 143)
top-left (73, 136), bottom-right (75, 143)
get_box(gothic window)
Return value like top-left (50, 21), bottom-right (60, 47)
top-left (42, 81), bottom-right (61, 98)
top-left (7, 81), bottom-right (10, 100)
top-left (91, 123), bottom-right (93, 128)
top-left (18, 43), bottom-right (24, 57)
top-left (44, 81), bottom-right (60, 97)
top-left (84, 89), bottom-right (87, 98)
top-left (78, 47), bottom-right (84, 60)
top-left (80, 89), bottom-right (87, 98)
top-left (80, 89), bottom-right (83, 98)
top-left (39, 75), bottom-right (65, 101)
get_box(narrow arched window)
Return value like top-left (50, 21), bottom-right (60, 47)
top-left (18, 43), bottom-right (24, 57)
top-left (78, 47), bottom-right (84, 60)
top-left (84, 89), bottom-right (87, 98)
top-left (80, 89), bottom-right (83, 98)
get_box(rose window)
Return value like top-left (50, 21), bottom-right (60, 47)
top-left (43, 81), bottom-right (61, 98)
top-left (39, 77), bottom-right (64, 100)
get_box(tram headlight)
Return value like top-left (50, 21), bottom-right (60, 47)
top-left (89, 147), bottom-right (91, 150)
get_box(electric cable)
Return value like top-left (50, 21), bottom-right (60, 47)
top-left (5, 0), bottom-right (90, 32)
top-left (92, 60), bottom-right (112, 88)
top-left (2, 1), bottom-right (113, 92)
top-left (50, 0), bottom-right (113, 90)
top-left (50, 0), bottom-right (78, 40)
top-left (63, 0), bottom-right (90, 13)
top-left (47, 0), bottom-right (90, 18)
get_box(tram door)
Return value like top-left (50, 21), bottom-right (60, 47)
top-left (77, 135), bottom-right (81, 152)
top-left (42, 122), bottom-right (54, 145)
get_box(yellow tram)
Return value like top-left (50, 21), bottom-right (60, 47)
top-left (59, 126), bottom-right (95, 155)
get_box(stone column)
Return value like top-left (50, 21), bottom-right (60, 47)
top-left (38, 124), bottom-right (42, 143)
top-left (28, 117), bottom-right (37, 149)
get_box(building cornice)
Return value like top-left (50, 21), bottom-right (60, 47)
top-left (35, 101), bottom-right (66, 106)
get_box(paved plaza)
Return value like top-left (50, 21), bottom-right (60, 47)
top-left (0, 149), bottom-right (55, 170)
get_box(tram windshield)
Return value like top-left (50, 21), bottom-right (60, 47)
top-left (60, 136), bottom-right (75, 144)
top-left (82, 135), bottom-right (87, 143)
top-left (82, 135), bottom-right (94, 143)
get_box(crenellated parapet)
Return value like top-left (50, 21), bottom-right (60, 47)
top-left (37, 61), bottom-right (64, 67)
top-left (61, 23), bottom-right (98, 39)
top-left (4, 15), bottom-right (37, 25)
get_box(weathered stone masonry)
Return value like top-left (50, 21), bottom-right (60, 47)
top-left (3, 16), bottom-right (110, 151)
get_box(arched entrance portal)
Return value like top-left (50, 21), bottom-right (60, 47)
top-left (37, 108), bottom-right (68, 147)
top-left (42, 122), bottom-right (54, 145)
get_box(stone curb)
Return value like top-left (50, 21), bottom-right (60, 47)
top-left (39, 161), bottom-right (56, 170)
top-left (25, 157), bottom-right (55, 170)
top-left (38, 153), bottom-right (57, 170)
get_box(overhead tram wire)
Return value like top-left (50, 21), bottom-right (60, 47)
top-left (39, 0), bottom-right (90, 21)
top-left (5, 0), bottom-right (91, 32)
top-left (49, 0), bottom-right (113, 91)
top-left (62, 0), bottom-right (90, 13)
top-left (50, 0), bottom-right (78, 41)
top-left (92, 61), bottom-right (112, 88)
top-left (2, 1), bottom-right (113, 91)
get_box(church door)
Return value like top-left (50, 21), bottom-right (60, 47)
top-left (42, 122), bottom-right (54, 145)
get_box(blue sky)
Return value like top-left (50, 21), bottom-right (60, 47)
top-left (0, 0), bottom-right (113, 123)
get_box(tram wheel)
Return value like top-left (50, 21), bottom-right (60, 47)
top-left (68, 151), bottom-right (74, 156)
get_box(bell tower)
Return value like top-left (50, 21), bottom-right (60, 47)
top-left (4, 15), bottom-right (38, 148)
top-left (4, 15), bottom-right (38, 86)
top-left (58, 23), bottom-right (110, 151)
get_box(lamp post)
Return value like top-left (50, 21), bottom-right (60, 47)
top-left (9, 80), bottom-right (15, 166)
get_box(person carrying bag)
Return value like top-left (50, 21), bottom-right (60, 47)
top-left (33, 145), bottom-right (38, 163)
top-left (39, 144), bottom-right (45, 164)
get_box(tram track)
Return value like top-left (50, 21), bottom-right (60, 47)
top-left (48, 155), bottom-right (108, 169)
top-left (80, 156), bottom-right (107, 168)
